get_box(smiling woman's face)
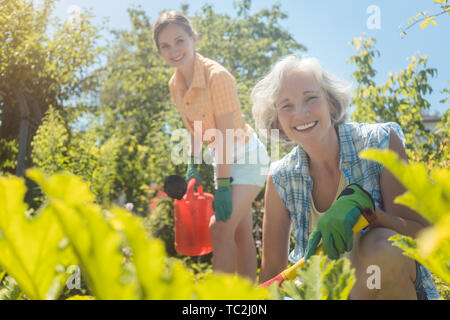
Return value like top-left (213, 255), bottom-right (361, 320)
top-left (275, 70), bottom-right (336, 146)
top-left (157, 23), bottom-right (197, 69)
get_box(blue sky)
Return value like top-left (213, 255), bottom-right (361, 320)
top-left (49, 0), bottom-right (449, 115)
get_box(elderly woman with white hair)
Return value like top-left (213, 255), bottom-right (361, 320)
top-left (252, 55), bottom-right (439, 299)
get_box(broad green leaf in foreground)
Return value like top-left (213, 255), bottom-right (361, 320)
top-left (194, 273), bottom-right (268, 300)
top-left (322, 256), bottom-right (356, 300)
top-left (66, 295), bottom-right (95, 300)
top-left (418, 214), bottom-right (450, 257)
top-left (282, 256), bottom-right (324, 300)
top-left (0, 175), bottom-right (75, 300)
top-left (111, 207), bottom-right (268, 300)
top-left (111, 207), bottom-right (195, 299)
top-left (390, 234), bottom-right (450, 285)
top-left (281, 255), bottom-right (355, 300)
top-left (360, 149), bottom-right (450, 286)
top-left (0, 275), bottom-right (22, 300)
top-left (359, 149), bottom-right (450, 224)
top-left (27, 169), bottom-right (136, 300)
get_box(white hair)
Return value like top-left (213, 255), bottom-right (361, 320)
top-left (251, 55), bottom-right (352, 142)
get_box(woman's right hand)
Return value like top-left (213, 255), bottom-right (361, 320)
top-left (304, 184), bottom-right (375, 260)
top-left (212, 178), bottom-right (233, 222)
top-left (186, 156), bottom-right (202, 186)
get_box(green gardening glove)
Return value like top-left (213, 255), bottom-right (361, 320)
top-left (212, 178), bottom-right (233, 222)
top-left (185, 156), bottom-right (202, 187)
top-left (304, 184), bottom-right (375, 261)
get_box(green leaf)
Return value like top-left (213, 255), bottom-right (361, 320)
top-left (281, 255), bottom-right (355, 300)
top-left (0, 175), bottom-right (76, 300)
top-left (390, 234), bottom-right (450, 285)
top-left (110, 207), bottom-right (194, 299)
top-left (110, 207), bottom-right (269, 300)
top-left (417, 215), bottom-right (450, 257)
top-left (0, 275), bottom-right (22, 300)
top-left (322, 258), bottom-right (356, 300)
top-left (389, 234), bottom-right (421, 261)
top-left (28, 169), bottom-right (137, 300)
top-left (420, 20), bottom-right (430, 29)
top-left (359, 149), bottom-right (450, 224)
top-left (194, 273), bottom-right (268, 300)
top-left (294, 255), bottom-right (325, 299)
top-left (66, 295), bottom-right (95, 300)
top-left (363, 148), bottom-right (450, 286)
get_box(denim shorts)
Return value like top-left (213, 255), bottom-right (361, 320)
top-left (210, 131), bottom-right (270, 188)
top-left (414, 261), bottom-right (428, 300)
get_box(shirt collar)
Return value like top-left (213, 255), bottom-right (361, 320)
top-left (295, 146), bottom-right (312, 179)
top-left (173, 52), bottom-right (206, 92)
top-left (296, 124), bottom-right (358, 176)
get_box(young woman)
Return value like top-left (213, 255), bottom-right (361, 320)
top-left (153, 11), bottom-right (269, 282)
top-left (251, 55), bottom-right (439, 299)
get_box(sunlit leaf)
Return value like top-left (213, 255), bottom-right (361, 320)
top-left (360, 149), bottom-right (449, 224)
top-left (28, 169), bottom-right (136, 300)
top-left (194, 273), bottom-right (268, 300)
top-left (0, 175), bottom-right (76, 300)
top-left (281, 255), bottom-right (355, 300)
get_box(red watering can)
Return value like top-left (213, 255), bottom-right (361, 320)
top-left (173, 178), bottom-right (215, 256)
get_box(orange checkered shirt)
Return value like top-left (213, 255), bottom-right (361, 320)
top-left (168, 53), bottom-right (250, 145)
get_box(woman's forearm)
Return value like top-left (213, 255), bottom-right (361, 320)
top-left (216, 124), bottom-right (232, 178)
top-left (190, 132), bottom-right (202, 158)
top-left (214, 113), bottom-right (234, 180)
top-left (217, 163), bottom-right (232, 179)
top-left (372, 209), bottom-right (428, 238)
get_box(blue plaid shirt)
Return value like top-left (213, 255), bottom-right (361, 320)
top-left (270, 122), bottom-right (439, 299)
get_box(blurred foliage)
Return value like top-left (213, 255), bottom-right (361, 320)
top-left (0, 171), bottom-right (77, 299)
top-left (399, 0), bottom-right (449, 37)
top-left (0, 274), bottom-right (22, 300)
top-left (361, 149), bottom-right (450, 296)
top-left (0, 169), bottom-right (269, 300)
top-left (348, 34), bottom-right (449, 169)
top-left (31, 106), bottom-right (121, 206)
top-left (277, 255), bottom-right (355, 300)
top-left (0, 0), bottom-right (103, 175)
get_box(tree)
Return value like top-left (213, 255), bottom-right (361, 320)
top-left (399, 0), bottom-right (450, 37)
top-left (0, 0), bottom-right (103, 176)
top-left (348, 34), bottom-right (449, 168)
top-left (31, 106), bottom-right (122, 206)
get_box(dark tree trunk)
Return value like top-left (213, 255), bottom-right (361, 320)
top-left (14, 88), bottom-right (30, 177)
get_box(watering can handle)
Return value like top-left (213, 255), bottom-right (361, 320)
top-left (186, 178), bottom-right (203, 200)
